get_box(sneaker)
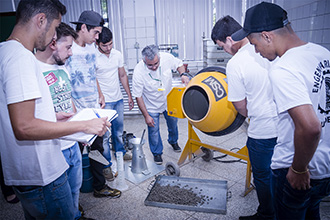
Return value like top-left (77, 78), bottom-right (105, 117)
top-left (93, 185), bottom-right (121, 198)
top-left (123, 153), bottom-right (132, 161)
top-left (78, 216), bottom-right (95, 220)
top-left (154, 154), bottom-right (163, 165)
top-left (78, 204), bottom-right (84, 216)
top-left (103, 167), bottom-right (114, 181)
top-left (239, 213), bottom-right (266, 220)
top-left (5, 194), bottom-right (19, 204)
top-left (170, 143), bottom-right (182, 152)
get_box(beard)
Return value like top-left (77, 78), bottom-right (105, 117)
top-left (35, 24), bottom-right (53, 52)
top-left (53, 53), bottom-right (66, 66)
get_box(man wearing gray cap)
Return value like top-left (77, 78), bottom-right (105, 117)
top-left (232, 2), bottom-right (330, 219)
top-left (66, 10), bottom-right (121, 199)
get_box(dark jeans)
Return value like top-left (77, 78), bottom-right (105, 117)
top-left (147, 111), bottom-right (178, 156)
top-left (79, 136), bottom-right (105, 191)
top-left (13, 172), bottom-right (74, 220)
top-left (272, 168), bottom-right (330, 220)
top-left (247, 137), bottom-right (276, 219)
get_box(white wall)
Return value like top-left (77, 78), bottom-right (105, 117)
top-left (283, 0), bottom-right (330, 50)
top-left (122, 0), bottom-right (155, 70)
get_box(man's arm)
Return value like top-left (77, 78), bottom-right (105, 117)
top-left (8, 99), bottom-right (110, 140)
top-left (232, 98), bottom-right (248, 117)
top-left (177, 65), bottom-right (190, 86)
top-left (286, 104), bottom-right (321, 190)
top-left (118, 67), bottom-right (134, 110)
top-left (136, 97), bottom-right (154, 127)
top-left (96, 79), bottom-right (105, 109)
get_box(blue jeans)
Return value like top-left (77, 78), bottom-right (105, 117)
top-left (272, 168), bottom-right (330, 220)
top-left (62, 142), bottom-right (82, 220)
top-left (148, 111), bottom-right (178, 156)
top-left (13, 172), bottom-right (74, 220)
top-left (247, 137), bottom-right (277, 219)
top-left (103, 99), bottom-right (126, 168)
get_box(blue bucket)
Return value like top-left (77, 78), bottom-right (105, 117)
top-left (80, 154), bottom-right (93, 193)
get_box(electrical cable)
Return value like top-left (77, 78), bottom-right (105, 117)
top-left (212, 147), bottom-right (247, 164)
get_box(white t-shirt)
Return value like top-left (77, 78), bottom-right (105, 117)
top-left (65, 42), bottom-right (100, 111)
top-left (227, 43), bottom-right (278, 139)
top-left (38, 61), bottom-right (76, 151)
top-left (95, 48), bottom-right (124, 102)
top-left (270, 43), bottom-right (330, 179)
top-left (132, 52), bottom-right (183, 113)
top-left (0, 40), bottom-right (68, 186)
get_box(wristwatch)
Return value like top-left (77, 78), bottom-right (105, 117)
top-left (180, 72), bottom-right (188, 77)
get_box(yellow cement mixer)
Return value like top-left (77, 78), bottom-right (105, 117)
top-left (166, 66), bottom-right (253, 196)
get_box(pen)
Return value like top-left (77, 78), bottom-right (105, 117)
top-left (93, 109), bottom-right (111, 133)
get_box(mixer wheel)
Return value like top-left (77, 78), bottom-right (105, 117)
top-left (165, 162), bottom-right (180, 176)
top-left (201, 147), bottom-right (214, 162)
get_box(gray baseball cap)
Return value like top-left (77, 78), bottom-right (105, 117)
top-left (71, 10), bottom-right (104, 27)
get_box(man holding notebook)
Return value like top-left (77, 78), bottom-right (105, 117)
top-left (65, 10), bottom-right (121, 198)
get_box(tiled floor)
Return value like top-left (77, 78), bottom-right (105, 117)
top-left (1, 114), bottom-right (330, 219)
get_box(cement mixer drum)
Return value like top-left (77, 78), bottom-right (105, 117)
top-left (181, 66), bottom-right (245, 136)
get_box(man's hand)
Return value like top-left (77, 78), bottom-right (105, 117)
top-left (84, 117), bottom-right (111, 136)
top-left (286, 167), bottom-right (310, 190)
top-left (145, 114), bottom-right (155, 127)
top-left (181, 75), bottom-right (190, 86)
top-left (56, 112), bottom-right (75, 122)
top-left (99, 94), bottom-right (105, 109)
top-left (128, 96), bottom-right (134, 110)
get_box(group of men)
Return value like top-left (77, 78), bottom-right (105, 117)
top-left (0, 0), bottom-right (329, 220)
top-left (0, 0), bottom-right (188, 219)
top-left (212, 2), bottom-right (330, 220)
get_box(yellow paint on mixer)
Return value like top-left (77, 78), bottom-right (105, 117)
top-left (181, 71), bottom-right (237, 133)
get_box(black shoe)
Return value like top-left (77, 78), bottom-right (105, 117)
top-left (5, 194), bottom-right (19, 204)
top-left (239, 213), bottom-right (267, 220)
top-left (78, 204), bottom-right (84, 216)
top-left (93, 185), bottom-right (121, 198)
top-left (170, 143), bottom-right (181, 152)
top-left (79, 216), bottom-right (96, 220)
top-left (154, 154), bottom-right (163, 165)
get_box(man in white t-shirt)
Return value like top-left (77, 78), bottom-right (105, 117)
top-left (232, 2), bottom-right (330, 219)
top-left (95, 27), bottom-right (134, 180)
top-left (0, 1), bottom-right (110, 219)
top-left (35, 22), bottom-right (84, 220)
top-left (66, 10), bottom-right (121, 199)
top-left (211, 15), bottom-right (278, 220)
top-left (132, 45), bottom-right (190, 165)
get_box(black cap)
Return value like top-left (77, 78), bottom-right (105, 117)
top-left (71, 10), bottom-right (104, 27)
top-left (231, 2), bottom-right (288, 41)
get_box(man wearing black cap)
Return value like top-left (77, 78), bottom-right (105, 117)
top-left (211, 15), bottom-right (278, 220)
top-left (66, 10), bottom-right (121, 199)
top-left (232, 2), bottom-right (330, 219)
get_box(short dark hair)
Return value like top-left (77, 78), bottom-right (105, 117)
top-left (56, 22), bottom-right (78, 41)
top-left (211, 15), bottom-right (242, 44)
top-left (75, 23), bottom-right (97, 32)
top-left (97, 27), bottom-right (113, 44)
top-left (16, 0), bottom-right (66, 25)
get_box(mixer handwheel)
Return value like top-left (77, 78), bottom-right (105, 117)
top-left (165, 162), bottom-right (180, 176)
top-left (201, 147), bottom-right (214, 162)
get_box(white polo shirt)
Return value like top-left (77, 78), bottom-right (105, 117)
top-left (132, 52), bottom-right (183, 113)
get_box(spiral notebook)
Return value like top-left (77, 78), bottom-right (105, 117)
top-left (60, 108), bottom-right (118, 144)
